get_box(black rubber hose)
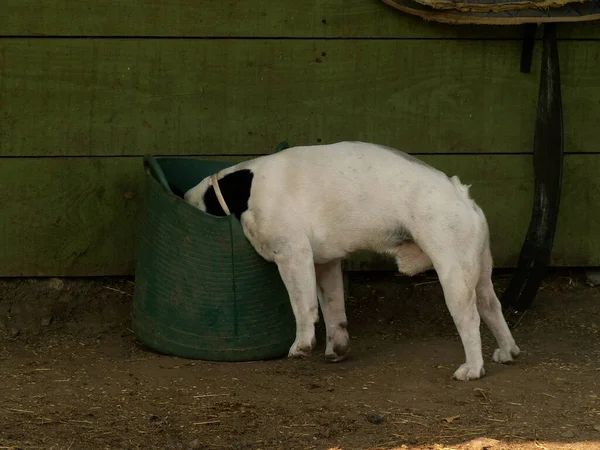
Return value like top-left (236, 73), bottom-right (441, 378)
top-left (501, 23), bottom-right (564, 312)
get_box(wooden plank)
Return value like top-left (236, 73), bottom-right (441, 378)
top-left (1, 154), bottom-right (600, 277)
top-left (2, 39), bottom-right (600, 157)
top-left (348, 153), bottom-right (600, 271)
top-left (2, 0), bottom-right (599, 39)
top-left (0, 157), bottom-right (145, 276)
top-left (0, 155), bottom-right (247, 277)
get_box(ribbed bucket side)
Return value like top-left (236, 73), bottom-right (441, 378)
top-left (132, 157), bottom-right (295, 361)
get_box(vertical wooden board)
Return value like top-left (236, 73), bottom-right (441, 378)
top-left (0, 0), bottom-right (524, 39)
top-left (3, 39), bottom-right (600, 158)
top-left (0, 41), bottom-right (97, 155)
top-left (1, 154), bottom-right (600, 276)
top-left (561, 43), bottom-right (600, 156)
top-left (437, 154), bottom-right (600, 267)
top-left (0, 38), bottom-right (544, 156)
top-left (0, 157), bottom-right (144, 276)
top-left (347, 154), bottom-right (600, 270)
top-left (2, 0), bottom-right (600, 38)
top-left (552, 155), bottom-right (600, 266)
top-left (0, 154), bottom-right (251, 277)
top-left (346, 153), bottom-right (535, 270)
top-left (422, 154), bottom-right (534, 266)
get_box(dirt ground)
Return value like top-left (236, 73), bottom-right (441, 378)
top-left (0, 270), bottom-right (599, 450)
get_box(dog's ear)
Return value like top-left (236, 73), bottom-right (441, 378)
top-left (204, 169), bottom-right (254, 219)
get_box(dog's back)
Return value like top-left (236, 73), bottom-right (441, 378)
top-left (238, 141), bottom-right (483, 262)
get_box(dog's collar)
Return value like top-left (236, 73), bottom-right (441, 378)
top-left (210, 173), bottom-right (232, 216)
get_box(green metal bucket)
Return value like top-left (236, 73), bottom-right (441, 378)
top-left (132, 154), bottom-right (295, 361)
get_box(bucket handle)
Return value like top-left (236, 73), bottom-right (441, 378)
top-left (143, 154), bottom-right (174, 195)
top-left (274, 141), bottom-right (289, 153)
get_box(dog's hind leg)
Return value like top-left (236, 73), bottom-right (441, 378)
top-left (315, 259), bottom-right (349, 362)
top-left (435, 256), bottom-right (485, 381)
top-left (476, 246), bottom-right (521, 364)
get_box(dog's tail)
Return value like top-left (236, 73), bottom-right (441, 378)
top-left (449, 175), bottom-right (472, 200)
top-left (450, 175), bottom-right (490, 255)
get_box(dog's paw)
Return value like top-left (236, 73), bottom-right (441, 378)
top-left (288, 336), bottom-right (316, 358)
top-left (453, 363), bottom-right (485, 381)
top-left (288, 347), bottom-right (310, 358)
top-left (325, 328), bottom-right (349, 363)
top-left (325, 353), bottom-right (347, 363)
top-left (492, 345), bottom-right (521, 364)
top-left (325, 341), bottom-right (349, 363)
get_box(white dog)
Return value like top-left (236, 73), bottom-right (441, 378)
top-left (184, 141), bottom-right (520, 380)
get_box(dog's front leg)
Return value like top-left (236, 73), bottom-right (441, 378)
top-left (275, 247), bottom-right (319, 358)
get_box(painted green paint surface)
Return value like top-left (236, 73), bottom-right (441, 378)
top-left (1, 154), bottom-right (599, 277)
top-left (2, 0), bottom-right (600, 39)
top-left (1, 2), bottom-right (599, 275)
top-left (2, 39), bottom-right (600, 157)
top-left (0, 158), bottom-right (144, 276)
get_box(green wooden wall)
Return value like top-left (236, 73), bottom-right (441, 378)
top-left (1, 1), bottom-right (600, 276)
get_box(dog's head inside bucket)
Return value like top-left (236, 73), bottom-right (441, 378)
top-left (132, 151), bottom-right (295, 362)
